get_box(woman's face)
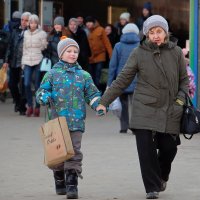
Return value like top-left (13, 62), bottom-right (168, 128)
top-left (148, 27), bottom-right (167, 46)
top-left (29, 20), bottom-right (38, 31)
top-left (105, 26), bottom-right (112, 35)
top-left (54, 24), bottom-right (62, 32)
top-left (61, 46), bottom-right (79, 63)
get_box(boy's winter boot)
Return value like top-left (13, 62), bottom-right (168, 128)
top-left (65, 169), bottom-right (78, 199)
top-left (53, 170), bottom-right (66, 195)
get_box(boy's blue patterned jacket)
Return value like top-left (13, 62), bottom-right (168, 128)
top-left (36, 60), bottom-right (101, 132)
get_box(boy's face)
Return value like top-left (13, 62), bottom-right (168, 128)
top-left (61, 46), bottom-right (79, 64)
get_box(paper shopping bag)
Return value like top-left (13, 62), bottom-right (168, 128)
top-left (39, 116), bottom-right (75, 168)
top-left (0, 67), bottom-right (8, 92)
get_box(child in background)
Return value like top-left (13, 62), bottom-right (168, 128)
top-left (36, 38), bottom-right (101, 199)
top-left (182, 48), bottom-right (196, 98)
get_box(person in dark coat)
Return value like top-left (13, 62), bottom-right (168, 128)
top-left (107, 23), bottom-right (140, 133)
top-left (46, 16), bottom-right (69, 66)
top-left (3, 11), bottom-right (22, 33)
top-left (136, 2), bottom-right (153, 31)
top-left (104, 24), bottom-right (118, 48)
top-left (67, 18), bottom-right (91, 71)
top-left (0, 29), bottom-right (10, 102)
top-left (3, 12), bottom-right (31, 115)
top-left (97, 15), bottom-right (189, 199)
top-left (114, 12), bottom-right (131, 40)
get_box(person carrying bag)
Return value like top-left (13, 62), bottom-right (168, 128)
top-left (36, 38), bottom-right (101, 199)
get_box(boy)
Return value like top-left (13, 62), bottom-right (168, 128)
top-left (36, 38), bottom-right (101, 199)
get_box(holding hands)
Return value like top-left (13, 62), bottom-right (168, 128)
top-left (96, 104), bottom-right (107, 116)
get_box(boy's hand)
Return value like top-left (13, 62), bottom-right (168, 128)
top-left (96, 104), bottom-right (107, 116)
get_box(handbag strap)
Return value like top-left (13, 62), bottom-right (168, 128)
top-left (183, 133), bottom-right (193, 140)
top-left (180, 89), bottom-right (193, 107)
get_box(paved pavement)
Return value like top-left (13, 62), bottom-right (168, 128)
top-left (0, 98), bottom-right (200, 200)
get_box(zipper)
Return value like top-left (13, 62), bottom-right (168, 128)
top-left (71, 70), bottom-right (75, 129)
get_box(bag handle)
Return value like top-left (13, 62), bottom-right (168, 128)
top-left (180, 89), bottom-right (193, 107)
top-left (45, 98), bottom-right (59, 121)
top-left (183, 133), bottom-right (193, 140)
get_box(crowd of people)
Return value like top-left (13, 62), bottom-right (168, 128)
top-left (0, 2), bottom-right (196, 200)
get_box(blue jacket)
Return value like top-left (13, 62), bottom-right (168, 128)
top-left (36, 60), bottom-right (101, 132)
top-left (107, 32), bottom-right (140, 93)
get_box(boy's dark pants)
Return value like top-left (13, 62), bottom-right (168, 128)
top-left (53, 131), bottom-right (83, 173)
top-left (134, 129), bottom-right (178, 193)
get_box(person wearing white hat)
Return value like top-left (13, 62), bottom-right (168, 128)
top-left (108, 23), bottom-right (140, 134)
top-left (97, 15), bottom-right (189, 199)
top-left (22, 14), bottom-right (47, 117)
top-left (115, 12), bottom-right (131, 38)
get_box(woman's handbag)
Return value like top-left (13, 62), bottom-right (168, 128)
top-left (180, 92), bottom-right (200, 139)
top-left (39, 99), bottom-right (75, 168)
top-left (0, 66), bottom-right (8, 93)
top-left (40, 57), bottom-right (52, 72)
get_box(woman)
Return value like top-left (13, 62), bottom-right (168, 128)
top-left (104, 24), bottom-right (118, 48)
top-left (107, 23), bottom-right (140, 133)
top-left (46, 16), bottom-right (69, 66)
top-left (97, 15), bottom-right (189, 199)
top-left (22, 14), bottom-right (47, 117)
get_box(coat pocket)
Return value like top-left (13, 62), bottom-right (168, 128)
top-left (134, 93), bottom-right (157, 105)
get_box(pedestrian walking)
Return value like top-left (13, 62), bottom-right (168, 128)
top-left (97, 15), bottom-right (189, 199)
top-left (107, 23), bottom-right (140, 133)
top-left (36, 38), bottom-right (101, 199)
top-left (114, 12), bottom-right (131, 39)
top-left (22, 14), bottom-right (47, 117)
top-left (136, 2), bottom-right (153, 31)
top-left (3, 11), bottom-right (21, 33)
top-left (67, 18), bottom-right (91, 71)
top-left (0, 29), bottom-right (10, 102)
top-left (76, 14), bottom-right (89, 36)
top-left (46, 16), bottom-right (68, 66)
top-left (104, 24), bottom-right (118, 48)
top-left (3, 12), bottom-right (31, 115)
top-left (182, 48), bottom-right (196, 98)
top-left (85, 16), bottom-right (112, 90)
